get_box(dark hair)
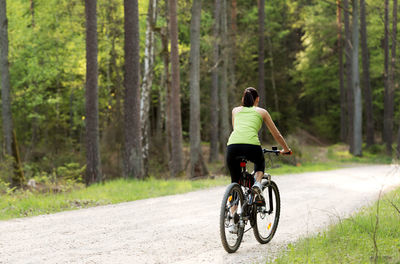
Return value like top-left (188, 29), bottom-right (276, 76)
top-left (242, 87), bottom-right (259, 107)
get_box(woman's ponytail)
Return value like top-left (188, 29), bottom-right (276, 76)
top-left (242, 87), bottom-right (258, 107)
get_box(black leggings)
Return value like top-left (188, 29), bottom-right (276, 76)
top-left (226, 144), bottom-right (265, 183)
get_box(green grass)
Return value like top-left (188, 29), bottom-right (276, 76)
top-left (0, 176), bottom-right (229, 220)
top-left (270, 187), bottom-right (400, 264)
top-left (0, 144), bottom-right (395, 221)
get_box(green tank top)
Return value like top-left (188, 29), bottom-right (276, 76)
top-left (227, 107), bottom-right (263, 146)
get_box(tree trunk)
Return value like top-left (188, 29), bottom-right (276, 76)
top-left (219, 0), bottom-right (230, 157)
top-left (140, 0), bottom-right (158, 177)
top-left (30, 0), bottom-right (35, 28)
top-left (0, 0), bottom-right (13, 160)
top-left (360, 0), bottom-right (374, 146)
top-left (337, 0), bottom-right (346, 142)
top-left (258, 0), bottom-right (266, 108)
top-left (383, 0), bottom-right (390, 145)
top-left (266, 5), bottom-right (279, 120)
top-left (228, 0), bottom-right (237, 113)
top-left (84, 0), bottom-right (102, 185)
top-left (209, 0), bottom-right (220, 162)
top-left (160, 25), bottom-right (171, 166)
top-left (343, 0), bottom-right (354, 151)
top-left (123, 0), bottom-right (143, 179)
top-left (189, 0), bottom-right (208, 178)
top-left (386, 0), bottom-right (397, 155)
top-left (169, 0), bottom-right (184, 176)
top-left (258, 0), bottom-right (268, 141)
top-left (352, 0), bottom-right (362, 156)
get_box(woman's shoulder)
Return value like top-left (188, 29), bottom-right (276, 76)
top-left (232, 106), bottom-right (243, 114)
top-left (254, 107), bottom-right (268, 116)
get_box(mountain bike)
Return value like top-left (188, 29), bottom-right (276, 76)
top-left (219, 147), bottom-right (283, 253)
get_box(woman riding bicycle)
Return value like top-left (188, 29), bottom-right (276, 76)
top-left (226, 87), bottom-right (291, 194)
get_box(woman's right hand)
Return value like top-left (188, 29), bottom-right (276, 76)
top-left (280, 149), bottom-right (292, 155)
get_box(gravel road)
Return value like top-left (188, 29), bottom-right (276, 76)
top-left (0, 165), bottom-right (399, 264)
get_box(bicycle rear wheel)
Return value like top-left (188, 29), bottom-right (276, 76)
top-left (252, 180), bottom-right (280, 244)
top-left (219, 183), bottom-right (244, 253)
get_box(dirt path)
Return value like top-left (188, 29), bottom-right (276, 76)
top-left (0, 165), bottom-right (399, 264)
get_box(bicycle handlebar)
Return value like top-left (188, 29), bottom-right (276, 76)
top-left (263, 148), bottom-right (292, 156)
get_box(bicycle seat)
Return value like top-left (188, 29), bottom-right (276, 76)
top-left (236, 156), bottom-right (247, 161)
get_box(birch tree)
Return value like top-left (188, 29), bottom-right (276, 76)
top-left (140, 0), bottom-right (158, 177)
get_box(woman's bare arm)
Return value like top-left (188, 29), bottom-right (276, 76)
top-left (262, 110), bottom-right (290, 152)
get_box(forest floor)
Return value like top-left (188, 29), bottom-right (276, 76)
top-left (0, 164), bottom-right (399, 264)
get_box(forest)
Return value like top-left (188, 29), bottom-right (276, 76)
top-left (0, 0), bottom-right (399, 188)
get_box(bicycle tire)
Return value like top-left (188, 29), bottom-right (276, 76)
top-left (219, 183), bottom-right (244, 253)
top-left (252, 180), bottom-right (280, 244)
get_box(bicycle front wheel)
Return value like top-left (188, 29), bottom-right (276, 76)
top-left (219, 183), bottom-right (244, 253)
top-left (253, 180), bottom-right (280, 244)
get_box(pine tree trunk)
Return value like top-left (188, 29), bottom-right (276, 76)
top-left (209, 0), bottom-right (220, 162)
top-left (85, 0), bottom-right (102, 184)
top-left (258, 0), bottom-right (266, 108)
top-left (169, 0), bottom-right (184, 176)
top-left (228, 0), bottom-right (237, 113)
top-left (352, 0), bottom-right (362, 156)
top-left (337, 0), bottom-right (346, 142)
top-left (189, 0), bottom-right (208, 178)
top-left (258, 0), bottom-right (268, 141)
top-left (383, 0), bottom-right (390, 145)
top-left (0, 0), bottom-right (13, 159)
top-left (386, 0), bottom-right (397, 155)
top-left (343, 0), bottom-right (354, 151)
top-left (360, 0), bottom-right (374, 146)
top-left (219, 0), bottom-right (230, 157)
top-left (266, 5), bottom-right (279, 119)
top-left (123, 0), bottom-right (143, 179)
top-left (140, 0), bottom-right (158, 177)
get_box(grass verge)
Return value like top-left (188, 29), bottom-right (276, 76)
top-left (0, 176), bottom-right (229, 221)
top-left (270, 186), bottom-right (400, 264)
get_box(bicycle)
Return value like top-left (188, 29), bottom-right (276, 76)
top-left (219, 147), bottom-right (284, 253)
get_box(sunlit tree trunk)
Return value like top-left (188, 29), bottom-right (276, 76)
top-left (0, 0), bottom-right (12, 158)
top-left (169, 0), bottom-right (184, 176)
top-left (209, 0), bottom-right (220, 162)
top-left (123, 0), bottom-right (143, 179)
top-left (352, 0), bottom-right (362, 156)
top-left (386, 0), bottom-right (397, 155)
top-left (337, 0), bottom-right (346, 142)
top-left (140, 0), bottom-right (158, 177)
top-left (343, 0), bottom-right (353, 151)
top-left (219, 0), bottom-right (230, 157)
top-left (0, 0), bottom-right (16, 186)
top-left (360, 0), bottom-right (374, 147)
top-left (84, 0), bottom-right (102, 184)
top-left (189, 0), bottom-right (208, 178)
